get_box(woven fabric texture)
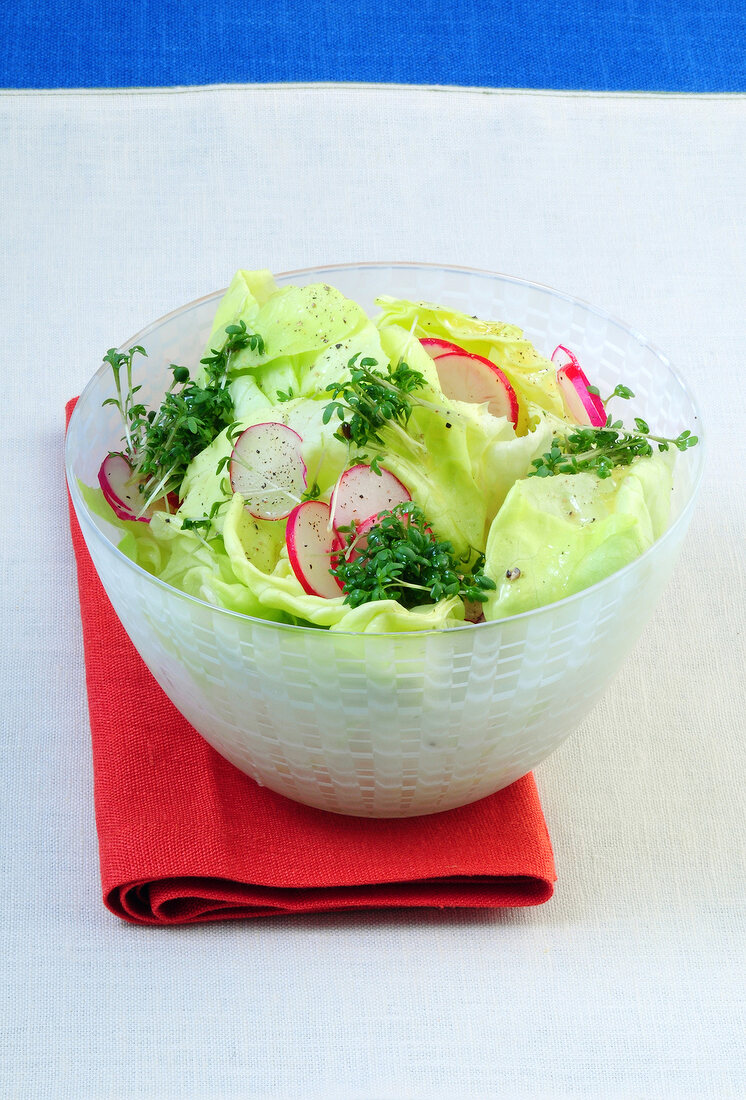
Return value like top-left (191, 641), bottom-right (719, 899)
top-left (2, 0), bottom-right (746, 90)
top-left (1, 85), bottom-right (744, 1098)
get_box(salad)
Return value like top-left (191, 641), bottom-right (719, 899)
top-left (88, 269), bottom-right (697, 633)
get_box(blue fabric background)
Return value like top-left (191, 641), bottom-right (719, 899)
top-left (4, 0), bottom-right (745, 91)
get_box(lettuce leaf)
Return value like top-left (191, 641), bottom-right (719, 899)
top-left (205, 268), bottom-right (277, 352)
top-left (376, 295), bottom-right (566, 431)
top-left (197, 277), bottom-right (370, 403)
top-left (148, 514), bottom-right (277, 618)
top-left (482, 454), bottom-right (673, 619)
top-left (465, 407), bottom-right (553, 525)
top-left (79, 485), bottom-right (285, 619)
top-left (222, 494), bottom-right (463, 632)
top-left (193, 269), bottom-right (278, 386)
top-left (227, 282), bottom-right (367, 375)
top-left (374, 325), bottom-right (552, 547)
top-left (297, 319), bottom-right (386, 399)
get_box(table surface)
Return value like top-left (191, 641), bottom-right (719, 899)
top-left (2, 84), bottom-right (744, 1099)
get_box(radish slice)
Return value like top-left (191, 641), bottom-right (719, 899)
top-left (98, 454), bottom-right (149, 523)
top-left (556, 363), bottom-right (607, 427)
top-left (230, 422), bottom-right (307, 520)
top-left (330, 531), bottom-right (346, 574)
top-left (421, 336), bottom-right (520, 427)
top-left (419, 336), bottom-right (465, 359)
top-left (551, 347), bottom-right (607, 428)
top-left (431, 349), bottom-right (519, 427)
top-left (343, 511), bottom-right (379, 562)
top-left (286, 500), bottom-right (345, 598)
top-left (330, 464), bottom-right (411, 534)
top-left (343, 506), bottom-right (422, 562)
top-left (550, 344), bottom-right (582, 371)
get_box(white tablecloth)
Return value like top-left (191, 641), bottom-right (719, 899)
top-left (1, 84), bottom-right (744, 1099)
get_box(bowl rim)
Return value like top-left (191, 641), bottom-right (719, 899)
top-left (66, 260), bottom-right (705, 638)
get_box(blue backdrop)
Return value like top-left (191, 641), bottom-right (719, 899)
top-left (4, 0), bottom-right (745, 90)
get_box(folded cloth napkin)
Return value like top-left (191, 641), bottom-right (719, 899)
top-left (67, 399), bottom-right (555, 925)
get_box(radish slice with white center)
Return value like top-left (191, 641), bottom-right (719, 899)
top-left (551, 346), bottom-right (607, 428)
top-left (419, 336), bottom-right (465, 359)
top-left (230, 422), bottom-right (307, 520)
top-left (422, 337), bottom-right (520, 427)
top-left (431, 348), bottom-right (519, 427)
top-left (330, 464), bottom-right (411, 535)
top-left (550, 344), bottom-right (582, 371)
top-left (286, 500), bottom-right (345, 598)
top-left (98, 453), bottom-right (149, 523)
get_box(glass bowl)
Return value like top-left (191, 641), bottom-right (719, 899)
top-left (65, 263), bottom-right (703, 817)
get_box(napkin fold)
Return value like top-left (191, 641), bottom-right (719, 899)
top-left (67, 399), bottom-right (555, 925)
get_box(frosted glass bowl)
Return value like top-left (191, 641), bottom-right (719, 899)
top-left (66, 263), bottom-right (703, 817)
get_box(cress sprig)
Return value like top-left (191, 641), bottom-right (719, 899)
top-left (102, 345), bottom-right (148, 456)
top-left (103, 321), bottom-right (264, 513)
top-left (331, 502), bottom-right (496, 610)
top-left (529, 385), bottom-right (698, 479)
top-left (322, 354), bottom-right (428, 454)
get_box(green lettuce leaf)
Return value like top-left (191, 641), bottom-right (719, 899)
top-left (482, 454), bottom-right (674, 619)
top-left (376, 295), bottom-right (566, 431)
top-left (79, 485), bottom-right (284, 619)
top-left (465, 407), bottom-right (554, 525)
top-left (297, 319), bottom-right (386, 399)
top-left (148, 514), bottom-right (278, 618)
top-left (205, 268), bottom-right (277, 352)
top-left (228, 372), bottom-right (274, 423)
top-left (373, 325), bottom-right (552, 547)
top-left (193, 269), bottom-right (278, 386)
top-left (222, 494), bottom-right (463, 632)
top-left (227, 315), bottom-right (387, 410)
top-left (226, 282), bottom-right (367, 376)
top-left (199, 277), bottom-right (375, 413)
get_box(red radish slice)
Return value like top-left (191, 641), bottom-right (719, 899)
top-left (556, 363), bottom-right (607, 427)
top-left (342, 507), bottom-right (421, 562)
top-left (419, 337), bottom-right (465, 359)
top-left (98, 453), bottom-right (149, 523)
top-left (550, 344), bottom-right (581, 371)
top-left (421, 337), bottom-right (520, 427)
top-left (286, 500), bottom-right (345, 598)
top-left (329, 531), bottom-right (346, 574)
top-left (432, 349), bottom-right (519, 427)
top-left (551, 347), bottom-right (607, 428)
top-left (101, 484), bottom-right (136, 522)
top-left (343, 511), bottom-right (379, 562)
top-left (230, 422), bottom-right (307, 520)
top-left (330, 464), bottom-right (411, 535)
